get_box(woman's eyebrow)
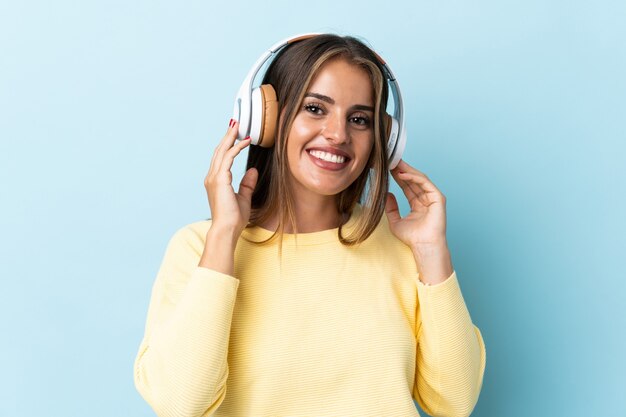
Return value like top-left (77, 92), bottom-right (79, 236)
top-left (305, 92), bottom-right (374, 112)
top-left (305, 92), bottom-right (334, 103)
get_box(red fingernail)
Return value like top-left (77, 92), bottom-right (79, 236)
top-left (243, 136), bottom-right (251, 141)
top-left (229, 119), bottom-right (235, 127)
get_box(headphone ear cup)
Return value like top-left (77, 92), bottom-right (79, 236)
top-left (250, 84), bottom-right (278, 147)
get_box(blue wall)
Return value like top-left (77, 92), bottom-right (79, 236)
top-left (1, 1), bottom-right (624, 415)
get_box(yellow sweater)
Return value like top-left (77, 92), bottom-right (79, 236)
top-left (134, 207), bottom-right (486, 417)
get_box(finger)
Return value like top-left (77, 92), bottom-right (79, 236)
top-left (384, 192), bottom-right (402, 224)
top-left (218, 136), bottom-right (252, 175)
top-left (391, 159), bottom-right (432, 187)
top-left (390, 170), bottom-right (419, 201)
top-left (394, 159), bottom-right (427, 176)
top-left (210, 120), bottom-right (240, 176)
top-left (213, 119), bottom-right (240, 159)
top-left (395, 170), bottom-right (440, 194)
top-left (398, 172), bottom-right (445, 208)
top-left (391, 167), bottom-right (435, 201)
top-left (238, 167), bottom-right (258, 201)
top-left (391, 170), bottom-right (439, 209)
top-left (392, 160), bottom-right (437, 186)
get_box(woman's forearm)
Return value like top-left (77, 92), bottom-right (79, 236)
top-left (198, 224), bottom-right (239, 276)
top-left (411, 241), bottom-right (454, 285)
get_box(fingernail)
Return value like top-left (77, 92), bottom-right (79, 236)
top-left (243, 136), bottom-right (251, 141)
top-left (229, 118), bottom-right (235, 127)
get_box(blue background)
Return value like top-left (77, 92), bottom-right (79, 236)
top-left (1, 1), bottom-right (624, 416)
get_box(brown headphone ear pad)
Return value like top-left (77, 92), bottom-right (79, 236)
top-left (259, 84), bottom-right (278, 147)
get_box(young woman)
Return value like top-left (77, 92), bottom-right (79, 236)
top-left (134, 34), bottom-right (486, 417)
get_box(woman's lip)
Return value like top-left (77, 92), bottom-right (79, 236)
top-left (305, 147), bottom-right (351, 160)
top-left (306, 150), bottom-right (350, 171)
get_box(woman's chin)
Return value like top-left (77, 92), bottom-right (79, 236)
top-left (290, 162), bottom-right (361, 197)
top-left (297, 177), bottom-right (349, 197)
top-left (308, 184), bottom-right (346, 197)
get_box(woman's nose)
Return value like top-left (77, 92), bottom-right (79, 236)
top-left (322, 113), bottom-right (350, 144)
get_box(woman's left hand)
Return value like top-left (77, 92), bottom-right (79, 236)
top-left (385, 160), bottom-right (454, 285)
top-left (385, 159), bottom-right (448, 251)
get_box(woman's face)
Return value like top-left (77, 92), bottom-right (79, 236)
top-left (285, 58), bottom-right (375, 200)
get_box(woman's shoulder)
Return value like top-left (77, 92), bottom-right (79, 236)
top-left (184, 218), bottom-right (213, 235)
top-left (165, 218), bottom-right (213, 252)
top-left (172, 218), bottom-right (212, 236)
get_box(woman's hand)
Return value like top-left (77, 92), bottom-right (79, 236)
top-left (385, 159), bottom-right (447, 248)
top-left (203, 120), bottom-right (258, 239)
top-left (385, 159), bottom-right (453, 284)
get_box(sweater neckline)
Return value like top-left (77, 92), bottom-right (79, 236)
top-left (241, 205), bottom-right (363, 246)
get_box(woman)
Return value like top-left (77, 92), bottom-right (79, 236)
top-left (134, 34), bottom-right (486, 417)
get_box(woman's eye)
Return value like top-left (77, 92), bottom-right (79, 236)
top-left (350, 115), bottom-right (371, 126)
top-left (304, 104), bottom-right (324, 115)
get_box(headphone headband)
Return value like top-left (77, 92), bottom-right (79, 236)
top-left (233, 33), bottom-right (407, 169)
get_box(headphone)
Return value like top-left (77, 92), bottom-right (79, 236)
top-left (232, 33), bottom-right (406, 169)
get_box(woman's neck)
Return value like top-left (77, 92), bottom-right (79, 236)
top-left (258, 198), bottom-right (348, 234)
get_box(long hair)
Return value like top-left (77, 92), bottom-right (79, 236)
top-left (245, 34), bottom-right (390, 249)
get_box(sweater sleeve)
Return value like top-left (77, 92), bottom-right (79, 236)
top-left (412, 271), bottom-right (486, 417)
top-left (133, 225), bottom-right (240, 417)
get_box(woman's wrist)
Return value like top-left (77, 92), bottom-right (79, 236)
top-left (208, 222), bottom-right (243, 245)
top-left (198, 224), bottom-right (240, 275)
top-left (411, 241), bottom-right (454, 285)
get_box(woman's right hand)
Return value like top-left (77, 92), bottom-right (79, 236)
top-left (203, 119), bottom-right (258, 238)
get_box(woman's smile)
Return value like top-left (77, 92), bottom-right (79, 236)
top-left (306, 147), bottom-right (351, 170)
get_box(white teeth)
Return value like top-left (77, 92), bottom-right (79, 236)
top-left (309, 150), bottom-right (346, 163)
